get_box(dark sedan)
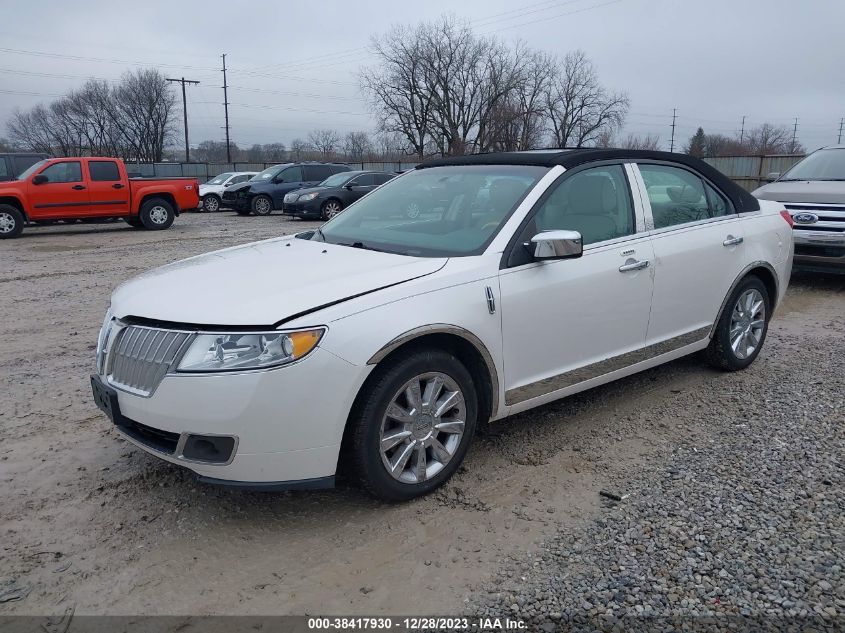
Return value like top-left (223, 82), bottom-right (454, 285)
top-left (282, 171), bottom-right (396, 220)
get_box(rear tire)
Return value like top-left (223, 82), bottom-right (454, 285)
top-left (346, 349), bottom-right (478, 502)
top-left (0, 204), bottom-right (24, 239)
top-left (251, 195), bottom-right (273, 216)
top-left (139, 198), bottom-right (175, 230)
top-left (202, 194), bottom-right (221, 213)
top-left (705, 275), bottom-right (770, 371)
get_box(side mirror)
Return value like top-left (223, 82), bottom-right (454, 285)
top-left (32, 174), bottom-right (48, 185)
top-left (345, 184), bottom-right (355, 190)
top-left (530, 230), bottom-right (583, 260)
top-left (766, 172), bottom-right (781, 181)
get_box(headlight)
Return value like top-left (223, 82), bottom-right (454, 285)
top-left (297, 192), bottom-right (319, 202)
top-left (176, 328), bottom-right (324, 373)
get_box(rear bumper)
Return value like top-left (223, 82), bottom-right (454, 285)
top-left (792, 229), bottom-right (845, 271)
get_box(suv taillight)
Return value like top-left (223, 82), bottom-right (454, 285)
top-left (780, 210), bottom-right (794, 228)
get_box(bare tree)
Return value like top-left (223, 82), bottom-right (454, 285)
top-left (619, 133), bottom-right (661, 150)
top-left (8, 105), bottom-right (62, 155)
top-left (110, 69), bottom-right (177, 162)
top-left (745, 123), bottom-right (802, 154)
top-left (289, 138), bottom-right (311, 161)
top-left (543, 50), bottom-right (629, 148)
top-left (343, 131), bottom-right (373, 161)
top-left (307, 129), bottom-right (340, 160)
top-left (194, 141), bottom-right (233, 162)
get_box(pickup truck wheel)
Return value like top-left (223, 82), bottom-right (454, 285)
top-left (347, 349), bottom-right (478, 502)
top-left (139, 198), bottom-right (175, 230)
top-left (202, 194), bottom-right (220, 213)
top-left (251, 195), bottom-right (273, 216)
top-left (0, 205), bottom-right (24, 239)
top-left (705, 275), bottom-right (770, 371)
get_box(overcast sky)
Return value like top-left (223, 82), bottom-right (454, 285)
top-left (1, 0), bottom-right (843, 153)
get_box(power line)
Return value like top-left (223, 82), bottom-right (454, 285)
top-left (0, 46), bottom-right (218, 71)
top-left (481, 0), bottom-right (623, 34)
top-left (166, 77), bottom-right (201, 162)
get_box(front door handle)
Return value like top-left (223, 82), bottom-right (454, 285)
top-left (72, 185), bottom-right (86, 190)
top-left (112, 183), bottom-right (124, 189)
top-left (619, 259), bottom-right (649, 272)
top-left (723, 235), bottom-right (744, 246)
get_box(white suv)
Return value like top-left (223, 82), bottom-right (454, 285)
top-left (199, 172), bottom-right (257, 212)
top-left (91, 150), bottom-right (793, 501)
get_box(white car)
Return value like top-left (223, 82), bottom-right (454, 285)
top-left (199, 172), bottom-right (258, 212)
top-left (91, 150), bottom-right (793, 501)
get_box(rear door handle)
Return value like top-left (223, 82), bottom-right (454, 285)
top-left (72, 185), bottom-right (86, 190)
top-left (723, 235), bottom-right (744, 246)
top-left (619, 259), bottom-right (649, 272)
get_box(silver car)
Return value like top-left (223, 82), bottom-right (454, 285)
top-left (753, 146), bottom-right (845, 272)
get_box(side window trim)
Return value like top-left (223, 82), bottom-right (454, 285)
top-left (500, 160), bottom-right (642, 270)
top-left (631, 162), bottom-right (737, 236)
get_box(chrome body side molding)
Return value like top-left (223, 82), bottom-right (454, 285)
top-left (505, 326), bottom-right (711, 406)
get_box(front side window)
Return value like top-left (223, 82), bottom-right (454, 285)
top-left (207, 173), bottom-right (234, 185)
top-left (316, 165), bottom-right (548, 257)
top-left (639, 164), bottom-right (720, 229)
top-left (230, 174), bottom-right (250, 184)
top-left (319, 172), bottom-right (356, 188)
top-left (374, 173), bottom-right (395, 185)
top-left (39, 161), bottom-right (82, 183)
top-left (279, 166), bottom-right (303, 183)
top-left (529, 164), bottom-right (635, 245)
top-left (349, 174), bottom-right (375, 187)
top-left (88, 160), bottom-right (120, 182)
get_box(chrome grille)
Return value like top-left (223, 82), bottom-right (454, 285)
top-left (107, 325), bottom-right (192, 396)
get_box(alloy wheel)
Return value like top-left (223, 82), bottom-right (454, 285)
top-left (204, 196), bottom-right (219, 212)
top-left (254, 197), bottom-right (271, 215)
top-left (379, 372), bottom-right (466, 484)
top-left (149, 206), bottom-right (170, 225)
top-left (0, 212), bottom-right (15, 234)
top-left (729, 288), bottom-right (766, 360)
top-left (324, 201), bottom-right (342, 219)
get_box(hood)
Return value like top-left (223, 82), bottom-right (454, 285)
top-left (111, 236), bottom-right (447, 326)
top-left (753, 180), bottom-right (845, 204)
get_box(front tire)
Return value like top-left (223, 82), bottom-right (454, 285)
top-left (202, 194), bottom-right (221, 213)
top-left (705, 275), bottom-right (770, 371)
top-left (347, 349), bottom-right (478, 502)
top-left (321, 199), bottom-right (343, 220)
top-left (139, 198), bottom-right (175, 230)
top-left (0, 205), bottom-right (24, 239)
top-left (251, 195), bottom-right (273, 216)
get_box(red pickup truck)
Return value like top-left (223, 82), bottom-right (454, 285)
top-left (0, 157), bottom-right (199, 239)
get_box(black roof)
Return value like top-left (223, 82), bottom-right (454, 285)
top-left (418, 149), bottom-right (759, 213)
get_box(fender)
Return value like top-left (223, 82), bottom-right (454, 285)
top-left (710, 260), bottom-right (779, 338)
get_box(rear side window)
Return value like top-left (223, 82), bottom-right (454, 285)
top-left (40, 161), bottom-right (83, 183)
top-left (639, 164), bottom-right (730, 229)
top-left (303, 165), bottom-right (332, 181)
top-left (89, 160), bottom-right (121, 181)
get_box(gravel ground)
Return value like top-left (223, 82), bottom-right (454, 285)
top-left (0, 213), bottom-right (842, 623)
top-left (473, 271), bottom-right (845, 631)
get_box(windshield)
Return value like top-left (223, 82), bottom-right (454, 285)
top-left (206, 173), bottom-right (234, 185)
top-left (319, 172), bottom-right (357, 188)
top-left (781, 149), bottom-right (845, 181)
top-left (16, 160), bottom-right (47, 181)
top-left (314, 165), bottom-right (548, 257)
top-left (252, 166), bottom-right (285, 181)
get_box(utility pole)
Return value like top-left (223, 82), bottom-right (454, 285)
top-left (791, 117), bottom-right (799, 153)
top-left (166, 76), bottom-right (200, 162)
top-left (838, 117), bottom-right (843, 145)
top-left (221, 54), bottom-right (231, 163)
top-left (739, 115), bottom-right (746, 144)
top-left (669, 108), bottom-right (677, 152)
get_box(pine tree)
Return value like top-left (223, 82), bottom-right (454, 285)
top-left (686, 127), bottom-right (706, 157)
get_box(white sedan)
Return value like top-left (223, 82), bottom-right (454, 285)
top-left (91, 149), bottom-right (793, 501)
top-left (198, 171), bottom-right (257, 212)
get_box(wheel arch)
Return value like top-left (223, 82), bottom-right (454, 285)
top-left (711, 261), bottom-right (779, 337)
top-left (0, 196), bottom-right (27, 220)
top-left (365, 325), bottom-right (499, 426)
top-left (140, 192), bottom-right (177, 213)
